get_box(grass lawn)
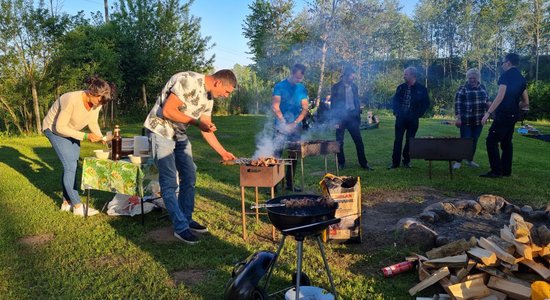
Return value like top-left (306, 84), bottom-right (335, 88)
top-left (0, 115), bottom-right (549, 299)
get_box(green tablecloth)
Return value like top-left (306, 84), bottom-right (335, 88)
top-left (81, 157), bottom-right (150, 197)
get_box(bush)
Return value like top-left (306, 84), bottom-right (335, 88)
top-left (527, 81), bottom-right (550, 120)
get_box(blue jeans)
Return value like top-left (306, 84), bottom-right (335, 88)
top-left (152, 133), bottom-right (197, 233)
top-left (44, 129), bottom-right (82, 204)
top-left (459, 124), bottom-right (483, 161)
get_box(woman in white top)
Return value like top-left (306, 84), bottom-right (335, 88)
top-left (42, 76), bottom-right (113, 216)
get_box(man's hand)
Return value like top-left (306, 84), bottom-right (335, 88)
top-left (198, 119), bottom-right (217, 133)
top-left (220, 151), bottom-right (236, 161)
top-left (455, 118), bottom-right (461, 128)
top-left (481, 113), bottom-right (489, 125)
top-left (88, 133), bottom-right (102, 142)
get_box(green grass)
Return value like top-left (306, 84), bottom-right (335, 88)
top-left (0, 115), bottom-right (549, 299)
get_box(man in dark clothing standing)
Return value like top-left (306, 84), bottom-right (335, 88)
top-left (480, 53), bottom-right (529, 178)
top-left (331, 67), bottom-right (373, 170)
top-left (389, 67), bottom-right (430, 169)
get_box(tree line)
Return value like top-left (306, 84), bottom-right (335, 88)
top-left (0, 0), bottom-right (549, 135)
top-left (238, 0), bottom-right (550, 119)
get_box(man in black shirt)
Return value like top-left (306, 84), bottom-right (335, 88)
top-left (331, 66), bottom-right (373, 170)
top-left (481, 53), bottom-right (529, 178)
top-left (389, 67), bottom-right (430, 169)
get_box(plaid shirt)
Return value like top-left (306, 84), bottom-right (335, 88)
top-left (455, 82), bottom-right (489, 126)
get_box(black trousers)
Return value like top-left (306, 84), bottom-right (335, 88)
top-left (335, 115), bottom-right (367, 167)
top-left (486, 117), bottom-right (516, 176)
top-left (392, 115), bottom-right (419, 166)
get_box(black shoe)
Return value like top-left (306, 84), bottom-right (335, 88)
top-left (338, 164), bottom-right (345, 170)
top-left (479, 172), bottom-right (501, 178)
top-left (189, 220), bottom-right (208, 233)
top-left (387, 164), bottom-right (399, 169)
top-left (361, 164), bottom-right (374, 171)
top-left (174, 229), bottom-right (199, 244)
top-left (402, 161), bottom-right (412, 168)
top-left (286, 186), bottom-right (302, 192)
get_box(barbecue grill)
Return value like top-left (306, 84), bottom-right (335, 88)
top-left (409, 137), bottom-right (473, 179)
top-left (262, 194), bottom-right (340, 299)
top-left (227, 157), bottom-right (295, 240)
top-left (286, 140), bottom-right (340, 191)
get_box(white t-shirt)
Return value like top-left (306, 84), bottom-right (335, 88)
top-left (42, 91), bottom-right (102, 140)
top-left (144, 72), bottom-right (213, 140)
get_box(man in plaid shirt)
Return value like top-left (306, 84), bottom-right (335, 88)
top-left (453, 68), bottom-right (490, 169)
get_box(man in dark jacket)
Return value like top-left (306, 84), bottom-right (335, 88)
top-left (331, 67), bottom-right (373, 170)
top-left (389, 67), bottom-right (430, 169)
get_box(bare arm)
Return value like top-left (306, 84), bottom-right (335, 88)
top-left (294, 99), bottom-right (309, 124)
top-left (519, 90), bottom-right (529, 109)
top-left (162, 93), bottom-right (215, 132)
top-left (199, 116), bottom-right (236, 161)
top-left (271, 95), bottom-right (285, 123)
top-left (482, 84), bottom-right (507, 124)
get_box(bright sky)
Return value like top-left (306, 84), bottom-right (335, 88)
top-left (60, 0), bottom-right (418, 70)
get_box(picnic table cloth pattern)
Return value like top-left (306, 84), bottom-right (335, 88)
top-left (81, 157), bottom-right (157, 197)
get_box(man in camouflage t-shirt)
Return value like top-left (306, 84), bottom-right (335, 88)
top-left (144, 70), bottom-right (237, 244)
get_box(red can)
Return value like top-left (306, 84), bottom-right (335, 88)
top-left (381, 261), bottom-right (414, 277)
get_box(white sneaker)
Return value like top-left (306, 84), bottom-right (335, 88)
top-left (452, 162), bottom-right (461, 169)
top-left (60, 201), bottom-right (72, 212)
top-left (467, 160), bottom-right (480, 168)
top-left (73, 204), bottom-right (100, 217)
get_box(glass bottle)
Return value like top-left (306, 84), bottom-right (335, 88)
top-left (111, 125), bottom-right (122, 161)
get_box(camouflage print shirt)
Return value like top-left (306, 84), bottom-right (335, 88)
top-left (144, 72), bottom-right (213, 140)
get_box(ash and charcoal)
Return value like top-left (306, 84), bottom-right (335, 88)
top-left (396, 194), bottom-right (550, 250)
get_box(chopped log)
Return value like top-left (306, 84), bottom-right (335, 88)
top-left (509, 213), bottom-right (531, 243)
top-left (519, 259), bottom-right (550, 280)
top-left (409, 267), bottom-right (450, 296)
top-left (447, 277), bottom-right (491, 300)
top-left (499, 262), bottom-right (518, 272)
top-left (463, 272), bottom-right (488, 283)
top-left (466, 259), bottom-right (476, 272)
top-left (537, 225), bottom-right (550, 245)
top-left (468, 247), bottom-right (498, 266)
top-left (424, 254), bottom-right (468, 268)
top-left (539, 245), bottom-right (550, 257)
top-left (478, 237), bottom-right (518, 265)
top-left (426, 239), bottom-right (471, 259)
top-left (487, 235), bottom-right (515, 255)
top-left (487, 276), bottom-right (531, 300)
top-left (455, 268), bottom-right (469, 283)
top-left (418, 262), bottom-right (430, 281)
top-left (501, 226), bottom-right (533, 259)
top-left (476, 264), bottom-right (531, 287)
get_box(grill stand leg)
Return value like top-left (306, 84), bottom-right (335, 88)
top-left (324, 155), bottom-right (328, 174)
top-left (86, 189), bottom-right (90, 218)
top-left (295, 239), bottom-right (304, 300)
top-left (448, 160), bottom-right (453, 179)
top-left (241, 186), bottom-right (247, 240)
top-left (428, 160), bottom-right (432, 180)
top-left (271, 187), bottom-right (276, 241)
top-left (264, 235), bottom-right (286, 292)
top-left (335, 154), bottom-right (339, 176)
top-left (300, 157), bottom-right (305, 192)
top-left (316, 235), bottom-right (338, 299)
top-left (255, 187), bottom-right (259, 222)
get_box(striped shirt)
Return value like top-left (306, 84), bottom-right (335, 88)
top-left (455, 82), bottom-right (489, 126)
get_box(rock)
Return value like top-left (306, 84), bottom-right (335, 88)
top-left (419, 211), bottom-right (439, 223)
top-left (395, 218), bottom-right (437, 250)
top-left (520, 205), bottom-right (533, 216)
top-left (424, 202), bottom-right (456, 220)
top-left (528, 210), bottom-right (547, 221)
top-left (477, 194), bottom-right (508, 213)
top-left (435, 236), bottom-right (451, 247)
top-left (453, 200), bottom-right (482, 215)
top-left (504, 204), bottom-right (521, 214)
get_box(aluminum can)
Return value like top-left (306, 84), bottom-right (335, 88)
top-left (381, 261), bottom-right (413, 277)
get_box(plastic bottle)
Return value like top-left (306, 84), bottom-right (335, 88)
top-left (111, 125), bottom-right (122, 161)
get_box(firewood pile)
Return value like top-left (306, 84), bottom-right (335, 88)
top-left (408, 212), bottom-right (550, 299)
top-left (281, 196), bottom-right (335, 209)
top-left (222, 157), bottom-right (282, 167)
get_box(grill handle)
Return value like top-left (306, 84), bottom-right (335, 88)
top-left (281, 218), bottom-right (341, 235)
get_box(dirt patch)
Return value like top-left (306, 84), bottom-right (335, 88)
top-left (145, 226), bottom-right (178, 243)
top-left (172, 269), bottom-right (208, 287)
top-left (18, 233), bottom-right (55, 247)
top-left (360, 187), bottom-right (470, 250)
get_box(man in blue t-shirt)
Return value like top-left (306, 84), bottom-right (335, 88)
top-left (272, 63), bottom-right (309, 191)
top-left (480, 53), bottom-right (529, 178)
